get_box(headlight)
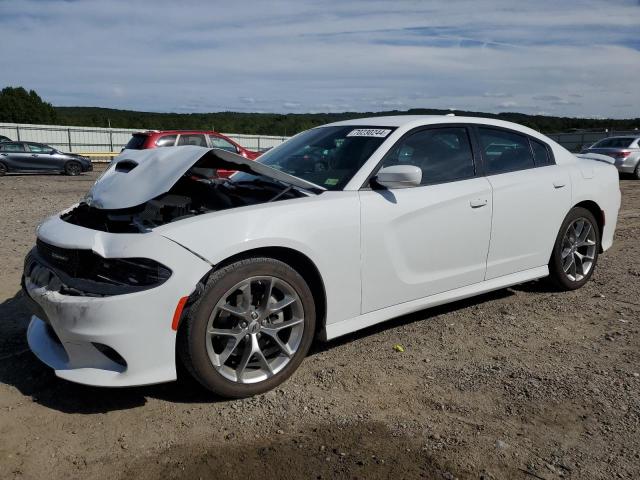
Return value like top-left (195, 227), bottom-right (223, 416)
top-left (33, 240), bottom-right (172, 296)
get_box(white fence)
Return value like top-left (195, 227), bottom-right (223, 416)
top-left (0, 122), bottom-right (288, 155)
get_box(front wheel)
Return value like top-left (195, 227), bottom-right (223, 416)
top-left (0, 162), bottom-right (7, 176)
top-left (179, 257), bottom-right (316, 398)
top-left (64, 161), bottom-right (81, 176)
top-left (548, 207), bottom-right (600, 290)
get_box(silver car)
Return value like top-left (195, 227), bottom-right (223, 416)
top-left (582, 136), bottom-right (640, 179)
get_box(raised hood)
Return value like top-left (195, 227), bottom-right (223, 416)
top-left (86, 146), bottom-right (324, 210)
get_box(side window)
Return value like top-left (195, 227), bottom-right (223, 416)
top-left (530, 139), bottom-right (551, 166)
top-left (1, 143), bottom-right (26, 152)
top-left (382, 127), bottom-right (475, 185)
top-left (478, 128), bottom-right (534, 175)
top-left (209, 135), bottom-right (238, 153)
top-left (155, 135), bottom-right (177, 147)
top-left (177, 134), bottom-right (207, 147)
top-left (27, 144), bottom-right (52, 153)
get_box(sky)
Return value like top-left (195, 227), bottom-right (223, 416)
top-left (1, 0), bottom-right (639, 118)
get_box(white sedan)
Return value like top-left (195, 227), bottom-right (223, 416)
top-left (22, 116), bottom-right (621, 398)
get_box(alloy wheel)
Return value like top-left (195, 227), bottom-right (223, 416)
top-left (67, 163), bottom-right (81, 175)
top-left (205, 276), bottom-right (304, 384)
top-left (561, 217), bottom-right (597, 282)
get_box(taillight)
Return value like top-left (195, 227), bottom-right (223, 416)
top-left (612, 151), bottom-right (631, 158)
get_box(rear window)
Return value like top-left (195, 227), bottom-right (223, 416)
top-left (593, 137), bottom-right (635, 148)
top-left (124, 134), bottom-right (149, 150)
top-left (0, 143), bottom-right (25, 152)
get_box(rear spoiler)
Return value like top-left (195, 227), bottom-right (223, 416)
top-left (575, 153), bottom-right (615, 165)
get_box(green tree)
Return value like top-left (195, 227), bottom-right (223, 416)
top-left (0, 86), bottom-right (57, 124)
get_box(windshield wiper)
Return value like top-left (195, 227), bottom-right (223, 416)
top-left (233, 176), bottom-right (320, 195)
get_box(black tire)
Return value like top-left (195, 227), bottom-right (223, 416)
top-left (634, 162), bottom-right (640, 180)
top-left (548, 207), bottom-right (600, 291)
top-left (0, 162), bottom-right (7, 176)
top-left (179, 257), bottom-right (316, 398)
top-left (64, 161), bottom-right (81, 176)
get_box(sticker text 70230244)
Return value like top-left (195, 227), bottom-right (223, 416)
top-left (346, 129), bottom-right (392, 138)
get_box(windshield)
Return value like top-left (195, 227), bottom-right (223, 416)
top-left (233, 126), bottom-right (394, 190)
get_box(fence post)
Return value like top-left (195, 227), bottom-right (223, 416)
top-left (67, 128), bottom-right (72, 152)
top-left (109, 131), bottom-right (113, 152)
top-left (257, 136), bottom-right (261, 151)
top-left (16, 126), bottom-right (20, 141)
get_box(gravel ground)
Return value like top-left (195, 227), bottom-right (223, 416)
top-left (0, 167), bottom-right (639, 480)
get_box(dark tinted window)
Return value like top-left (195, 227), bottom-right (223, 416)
top-left (155, 135), bottom-right (177, 147)
top-left (0, 143), bottom-right (25, 152)
top-left (27, 143), bottom-right (53, 153)
top-left (177, 134), bottom-right (207, 147)
top-left (0, 135), bottom-right (11, 143)
top-left (209, 135), bottom-right (238, 152)
top-left (530, 139), bottom-right (551, 166)
top-left (382, 127), bottom-right (475, 185)
top-left (593, 137), bottom-right (635, 148)
top-left (125, 134), bottom-right (148, 150)
top-left (478, 128), bottom-right (534, 174)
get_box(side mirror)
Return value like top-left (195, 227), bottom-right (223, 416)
top-left (50, 149), bottom-right (56, 154)
top-left (374, 165), bottom-right (422, 189)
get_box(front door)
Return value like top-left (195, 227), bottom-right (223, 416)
top-left (360, 126), bottom-right (493, 313)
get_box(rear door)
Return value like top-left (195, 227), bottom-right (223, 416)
top-left (360, 125), bottom-right (493, 313)
top-left (0, 142), bottom-right (34, 171)
top-left (476, 126), bottom-right (571, 280)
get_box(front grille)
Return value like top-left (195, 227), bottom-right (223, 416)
top-left (36, 239), bottom-right (92, 278)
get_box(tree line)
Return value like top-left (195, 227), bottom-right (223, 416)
top-left (1, 86), bottom-right (638, 136)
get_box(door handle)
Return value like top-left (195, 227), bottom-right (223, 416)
top-left (553, 181), bottom-right (566, 188)
top-left (31, 154), bottom-right (38, 157)
top-left (469, 198), bottom-right (488, 208)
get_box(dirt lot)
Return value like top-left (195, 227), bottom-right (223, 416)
top-left (0, 167), bottom-right (639, 480)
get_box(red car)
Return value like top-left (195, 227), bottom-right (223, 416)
top-left (123, 130), bottom-right (261, 177)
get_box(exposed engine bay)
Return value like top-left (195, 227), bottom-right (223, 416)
top-left (62, 150), bottom-right (308, 233)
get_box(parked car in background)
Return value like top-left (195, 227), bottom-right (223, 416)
top-left (581, 136), bottom-right (640, 179)
top-left (23, 116), bottom-right (620, 398)
top-left (0, 142), bottom-right (92, 176)
top-left (0, 135), bottom-right (11, 143)
top-left (122, 130), bottom-right (261, 177)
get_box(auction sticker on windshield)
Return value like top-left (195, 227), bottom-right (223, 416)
top-left (346, 128), bottom-right (392, 138)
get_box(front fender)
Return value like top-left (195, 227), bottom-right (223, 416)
top-left (157, 192), bottom-right (362, 325)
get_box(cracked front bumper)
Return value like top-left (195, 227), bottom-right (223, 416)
top-left (23, 214), bottom-right (211, 387)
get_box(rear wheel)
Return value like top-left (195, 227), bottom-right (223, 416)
top-left (64, 161), bottom-right (81, 176)
top-left (0, 162), bottom-right (7, 176)
top-left (179, 257), bottom-right (316, 398)
top-left (548, 207), bottom-right (600, 290)
top-left (634, 162), bottom-right (640, 180)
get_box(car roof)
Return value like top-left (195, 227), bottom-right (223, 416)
top-left (597, 135), bottom-right (640, 140)
top-left (323, 115), bottom-right (548, 139)
top-left (137, 130), bottom-right (228, 136)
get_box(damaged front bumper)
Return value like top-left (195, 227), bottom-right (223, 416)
top-left (22, 214), bottom-right (211, 387)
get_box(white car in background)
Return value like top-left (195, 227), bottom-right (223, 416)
top-left (22, 116), bottom-right (621, 398)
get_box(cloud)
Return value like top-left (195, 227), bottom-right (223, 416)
top-left (0, 0), bottom-right (638, 118)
